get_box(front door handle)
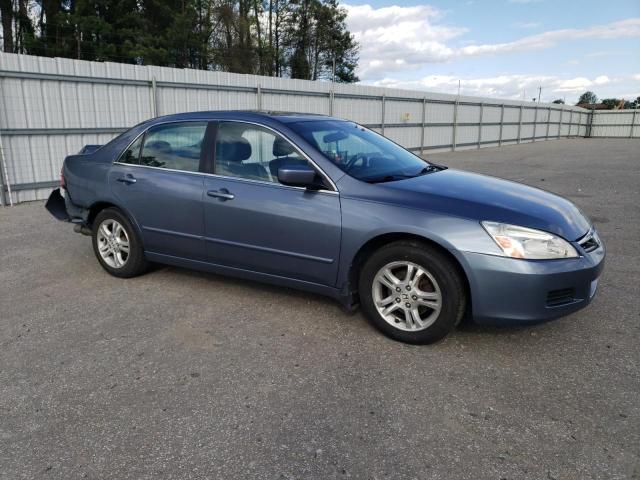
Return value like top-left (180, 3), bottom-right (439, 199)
top-left (116, 174), bottom-right (137, 185)
top-left (207, 189), bottom-right (234, 201)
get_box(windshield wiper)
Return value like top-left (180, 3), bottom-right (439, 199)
top-left (364, 164), bottom-right (447, 184)
top-left (415, 164), bottom-right (447, 176)
top-left (364, 174), bottom-right (414, 184)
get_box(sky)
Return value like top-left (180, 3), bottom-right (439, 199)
top-left (344, 0), bottom-right (640, 103)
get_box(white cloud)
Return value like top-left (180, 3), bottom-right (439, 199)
top-left (632, 73), bottom-right (640, 81)
top-left (344, 4), bottom-right (465, 79)
top-left (555, 77), bottom-right (593, 92)
top-left (345, 4), bottom-right (640, 80)
top-left (456, 19), bottom-right (640, 57)
top-left (370, 74), bottom-right (638, 101)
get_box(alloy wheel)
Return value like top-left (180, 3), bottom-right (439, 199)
top-left (96, 219), bottom-right (130, 269)
top-left (371, 260), bottom-right (442, 331)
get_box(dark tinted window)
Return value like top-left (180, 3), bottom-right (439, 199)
top-left (139, 122), bottom-right (207, 172)
top-left (118, 135), bottom-right (143, 164)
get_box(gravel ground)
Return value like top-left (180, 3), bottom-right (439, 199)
top-left (0, 138), bottom-right (638, 480)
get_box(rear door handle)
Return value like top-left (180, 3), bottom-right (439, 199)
top-left (207, 189), bottom-right (234, 201)
top-left (116, 174), bottom-right (137, 185)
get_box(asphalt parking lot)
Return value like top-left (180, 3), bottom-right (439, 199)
top-left (1, 138), bottom-right (638, 479)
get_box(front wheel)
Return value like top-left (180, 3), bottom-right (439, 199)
top-left (92, 207), bottom-right (148, 278)
top-left (359, 241), bottom-right (466, 344)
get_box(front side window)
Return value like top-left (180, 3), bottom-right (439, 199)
top-left (288, 120), bottom-right (438, 183)
top-left (215, 122), bottom-right (314, 185)
top-left (138, 122), bottom-right (207, 172)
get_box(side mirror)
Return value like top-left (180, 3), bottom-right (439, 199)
top-left (277, 164), bottom-right (318, 188)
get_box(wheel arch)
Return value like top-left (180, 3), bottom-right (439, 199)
top-left (348, 232), bottom-right (472, 316)
top-left (87, 200), bottom-right (145, 246)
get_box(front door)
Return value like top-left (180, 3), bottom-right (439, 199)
top-left (203, 121), bottom-right (341, 286)
top-left (109, 121), bottom-right (209, 261)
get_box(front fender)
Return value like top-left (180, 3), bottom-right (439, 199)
top-left (336, 196), bottom-right (502, 289)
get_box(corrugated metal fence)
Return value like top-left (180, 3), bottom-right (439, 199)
top-left (0, 52), bottom-right (636, 205)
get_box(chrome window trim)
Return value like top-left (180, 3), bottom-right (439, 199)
top-left (113, 117), bottom-right (339, 194)
top-left (111, 162), bottom-right (338, 196)
top-left (214, 119), bottom-right (338, 192)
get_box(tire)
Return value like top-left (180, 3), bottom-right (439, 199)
top-left (92, 207), bottom-right (148, 278)
top-left (358, 241), bottom-right (466, 344)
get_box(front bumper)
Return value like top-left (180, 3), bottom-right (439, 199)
top-left (461, 243), bottom-right (605, 326)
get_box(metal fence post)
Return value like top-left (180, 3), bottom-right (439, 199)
top-left (477, 102), bottom-right (484, 149)
top-left (452, 99), bottom-right (459, 151)
top-left (0, 76), bottom-right (11, 206)
top-left (558, 107), bottom-right (563, 139)
top-left (0, 136), bottom-right (7, 206)
top-left (630, 109), bottom-right (637, 138)
top-left (381, 93), bottom-right (386, 135)
top-left (545, 106), bottom-right (551, 139)
top-left (257, 84), bottom-right (262, 110)
top-left (420, 97), bottom-right (426, 155)
top-left (517, 105), bottom-right (523, 143)
top-left (150, 76), bottom-right (158, 117)
top-left (0, 136), bottom-right (12, 206)
top-left (329, 89), bottom-right (334, 116)
top-left (532, 105), bottom-right (538, 141)
top-left (568, 109), bottom-right (573, 137)
top-left (498, 104), bottom-right (505, 146)
top-left (587, 109), bottom-right (594, 138)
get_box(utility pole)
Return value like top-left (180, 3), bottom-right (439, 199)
top-left (457, 80), bottom-right (461, 97)
top-left (538, 86), bottom-right (542, 103)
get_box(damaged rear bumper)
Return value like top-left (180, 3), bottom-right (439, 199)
top-left (45, 188), bottom-right (71, 221)
top-left (45, 188), bottom-right (91, 234)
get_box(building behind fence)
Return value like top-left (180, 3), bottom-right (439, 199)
top-left (0, 52), bottom-right (638, 205)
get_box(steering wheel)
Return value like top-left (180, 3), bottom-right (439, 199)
top-left (343, 153), bottom-right (369, 172)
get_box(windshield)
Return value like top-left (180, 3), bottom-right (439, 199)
top-left (288, 120), bottom-right (438, 183)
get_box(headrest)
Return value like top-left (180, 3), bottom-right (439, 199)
top-left (273, 137), bottom-right (295, 157)
top-left (146, 140), bottom-right (172, 152)
top-left (217, 136), bottom-right (251, 162)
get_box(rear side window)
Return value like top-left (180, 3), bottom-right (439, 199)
top-left (139, 122), bottom-right (207, 172)
top-left (118, 135), bottom-right (144, 164)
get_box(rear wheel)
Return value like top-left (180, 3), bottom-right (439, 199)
top-left (92, 208), bottom-right (148, 278)
top-left (359, 241), bottom-right (466, 344)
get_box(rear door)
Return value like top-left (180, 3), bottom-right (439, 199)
top-left (109, 121), bottom-right (211, 261)
top-left (202, 121), bottom-right (341, 286)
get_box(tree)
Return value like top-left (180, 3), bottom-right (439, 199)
top-left (284, 0), bottom-right (358, 82)
top-left (0, 0), bottom-right (13, 52)
top-left (577, 91), bottom-right (597, 105)
top-left (601, 98), bottom-right (623, 110)
top-left (552, 99), bottom-right (564, 104)
top-left (0, 0), bottom-right (360, 81)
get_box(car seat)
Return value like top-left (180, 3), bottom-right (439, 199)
top-left (269, 137), bottom-right (307, 177)
top-left (216, 136), bottom-right (270, 181)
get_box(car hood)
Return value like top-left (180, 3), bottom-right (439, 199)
top-left (383, 169), bottom-right (590, 241)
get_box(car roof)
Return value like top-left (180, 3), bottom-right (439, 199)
top-left (148, 110), bottom-right (343, 125)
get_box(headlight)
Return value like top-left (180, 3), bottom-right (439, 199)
top-left (481, 221), bottom-right (578, 259)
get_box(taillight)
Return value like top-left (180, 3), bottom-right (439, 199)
top-left (60, 168), bottom-right (66, 188)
